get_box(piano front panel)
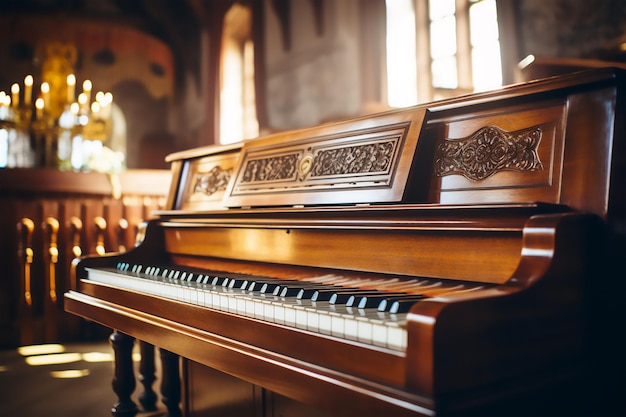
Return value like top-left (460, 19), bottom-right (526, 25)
top-left (161, 222), bottom-right (522, 284)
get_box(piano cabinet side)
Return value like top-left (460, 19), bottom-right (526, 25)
top-left (404, 212), bottom-right (609, 414)
top-left (69, 219), bottom-right (167, 291)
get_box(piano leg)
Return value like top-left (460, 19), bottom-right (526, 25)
top-left (138, 341), bottom-right (158, 412)
top-left (160, 348), bottom-right (182, 417)
top-left (110, 331), bottom-right (139, 417)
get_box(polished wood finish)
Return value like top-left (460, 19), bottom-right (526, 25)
top-left (65, 69), bottom-right (626, 416)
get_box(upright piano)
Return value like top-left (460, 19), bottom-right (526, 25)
top-left (65, 69), bottom-right (626, 417)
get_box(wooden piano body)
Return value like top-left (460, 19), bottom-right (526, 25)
top-left (65, 69), bottom-right (626, 416)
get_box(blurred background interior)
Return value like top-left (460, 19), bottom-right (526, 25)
top-left (0, 0), bottom-right (625, 416)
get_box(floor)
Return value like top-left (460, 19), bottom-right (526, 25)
top-left (0, 339), bottom-right (167, 417)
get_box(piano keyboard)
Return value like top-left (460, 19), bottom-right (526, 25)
top-left (86, 263), bottom-right (480, 352)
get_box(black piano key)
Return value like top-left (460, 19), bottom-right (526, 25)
top-left (246, 281), bottom-right (269, 292)
top-left (310, 287), bottom-right (362, 302)
top-left (255, 279), bottom-right (297, 294)
top-left (226, 278), bottom-right (248, 289)
top-left (297, 286), bottom-right (342, 299)
top-left (388, 296), bottom-right (427, 314)
top-left (271, 281), bottom-right (323, 297)
top-left (377, 294), bottom-right (426, 312)
top-left (209, 276), bottom-right (229, 286)
top-left (261, 282), bottom-right (283, 294)
top-left (353, 292), bottom-right (408, 309)
top-left (329, 290), bottom-right (381, 305)
top-left (247, 278), bottom-right (292, 292)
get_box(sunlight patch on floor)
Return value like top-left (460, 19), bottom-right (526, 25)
top-left (17, 344), bottom-right (65, 356)
top-left (50, 369), bottom-right (91, 379)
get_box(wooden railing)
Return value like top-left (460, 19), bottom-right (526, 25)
top-left (0, 168), bottom-right (171, 347)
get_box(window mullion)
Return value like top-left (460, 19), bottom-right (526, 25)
top-left (455, 0), bottom-right (472, 90)
top-left (415, 0), bottom-right (433, 102)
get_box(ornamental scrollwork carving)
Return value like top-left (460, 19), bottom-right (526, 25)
top-left (240, 153), bottom-right (300, 183)
top-left (309, 140), bottom-right (396, 177)
top-left (239, 139), bottom-right (399, 185)
top-left (435, 126), bottom-right (543, 181)
top-left (193, 165), bottom-right (232, 196)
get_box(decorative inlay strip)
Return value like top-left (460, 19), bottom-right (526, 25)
top-left (193, 166), bottom-right (232, 196)
top-left (309, 140), bottom-right (397, 178)
top-left (240, 153), bottom-right (300, 183)
top-left (435, 126), bottom-right (543, 181)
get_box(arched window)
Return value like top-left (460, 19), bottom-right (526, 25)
top-left (386, 0), bottom-right (502, 106)
top-left (219, 3), bottom-right (259, 145)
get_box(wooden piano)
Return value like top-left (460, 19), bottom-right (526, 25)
top-left (65, 68), bottom-right (626, 417)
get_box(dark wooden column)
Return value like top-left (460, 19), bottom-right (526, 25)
top-left (160, 348), bottom-right (182, 417)
top-left (138, 341), bottom-right (158, 412)
top-left (110, 331), bottom-right (138, 417)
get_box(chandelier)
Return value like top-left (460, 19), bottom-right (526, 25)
top-left (0, 42), bottom-right (119, 171)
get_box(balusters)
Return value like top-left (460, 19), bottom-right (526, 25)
top-left (118, 218), bottom-right (129, 253)
top-left (16, 217), bottom-right (35, 345)
top-left (64, 215), bottom-right (83, 338)
top-left (70, 216), bottom-right (83, 259)
top-left (94, 215), bottom-right (107, 256)
top-left (17, 218), bottom-right (35, 307)
top-left (43, 217), bottom-right (60, 341)
top-left (43, 217), bottom-right (59, 303)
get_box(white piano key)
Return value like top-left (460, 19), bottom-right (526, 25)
top-left (274, 303), bottom-right (285, 324)
top-left (318, 312), bottom-right (332, 335)
top-left (254, 299), bottom-right (265, 319)
top-left (306, 309), bottom-right (320, 332)
top-left (387, 323), bottom-right (407, 351)
top-left (344, 317), bottom-right (359, 341)
top-left (227, 293), bottom-right (238, 312)
top-left (295, 307), bottom-right (308, 330)
top-left (371, 320), bottom-right (388, 348)
top-left (236, 297), bottom-right (247, 315)
top-left (330, 313), bottom-right (345, 338)
top-left (262, 299), bottom-right (275, 321)
top-left (357, 318), bottom-right (373, 344)
top-left (284, 305), bottom-right (296, 326)
top-left (218, 293), bottom-right (230, 310)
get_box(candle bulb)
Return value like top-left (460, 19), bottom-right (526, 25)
top-left (82, 80), bottom-right (92, 104)
top-left (78, 92), bottom-right (88, 114)
top-left (35, 97), bottom-right (44, 120)
top-left (67, 74), bottom-right (76, 103)
top-left (91, 101), bottom-right (101, 117)
top-left (41, 82), bottom-right (50, 107)
top-left (24, 75), bottom-right (33, 106)
top-left (0, 92), bottom-right (5, 120)
top-left (103, 92), bottom-right (113, 118)
top-left (11, 83), bottom-right (19, 108)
